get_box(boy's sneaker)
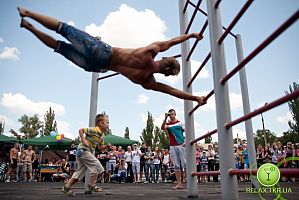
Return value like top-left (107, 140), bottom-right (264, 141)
top-left (61, 185), bottom-right (74, 196)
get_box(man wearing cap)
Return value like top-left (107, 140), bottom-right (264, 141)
top-left (161, 109), bottom-right (185, 189)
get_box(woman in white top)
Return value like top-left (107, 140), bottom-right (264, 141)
top-left (124, 146), bottom-right (133, 181)
top-left (153, 147), bottom-right (161, 183)
top-left (132, 144), bottom-right (142, 183)
top-left (161, 149), bottom-right (170, 182)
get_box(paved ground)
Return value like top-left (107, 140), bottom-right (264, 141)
top-left (0, 181), bottom-right (298, 200)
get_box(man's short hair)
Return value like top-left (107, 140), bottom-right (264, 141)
top-left (168, 108), bottom-right (176, 113)
top-left (160, 57), bottom-right (180, 76)
top-left (95, 113), bottom-right (108, 125)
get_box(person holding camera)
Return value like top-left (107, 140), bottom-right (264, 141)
top-left (161, 109), bottom-right (186, 189)
top-left (111, 159), bottom-right (127, 183)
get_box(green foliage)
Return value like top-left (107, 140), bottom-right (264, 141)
top-left (124, 127), bottom-right (130, 139)
top-left (140, 111), bottom-right (169, 149)
top-left (279, 130), bottom-right (299, 145)
top-left (254, 129), bottom-right (277, 147)
top-left (18, 114), bottom-right (43, 139)
top-left (43, 107), bottom-right (57, 136)
top-left (140, 112), bottom-right (154, 147)
top-left (205, 136), bottom-right (212, 144)
top-left (159, 129), bottom-right (169, 150)
top-left (286, 82), bottom-right (299, 135)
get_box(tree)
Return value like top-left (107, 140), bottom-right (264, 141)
top-left (159, 129), bottom-right (169, 150)
top-left (254, 129), bottom-right (277, 147)
top-left (285, 82), bottom-right (299, 142)
top-left (9, 129), bottom-right (23, 140)
top-left (18, 114), bottom-right (43, 138)
top-left (139, 111), bottom-right (169, 149)
top-left (124, 127), bottom-right (130, 139)
top-left (279, 130), bottom-right (299, 145)
top-left (140, 112), bottom-right (154, 147)
top-left (205, 136), bottom-right (212, 144)
top-left (44, 107), bottom-right (57, 136)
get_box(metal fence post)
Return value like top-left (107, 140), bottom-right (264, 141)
top-left (84, 72), bottom-right (99, 191)
top-left (235, 34), bottom-right (259, 188)
top-left (206, 0), bottom-right (238, 199)
top-left (178, 0), bottom-right (198, 198)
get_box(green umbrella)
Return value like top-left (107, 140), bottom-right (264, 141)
top-left (103, 134), bottom-right (138, 147)
top-left (21, 135), bottom-right (73, 150)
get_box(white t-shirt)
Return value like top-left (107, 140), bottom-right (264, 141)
top-left (162, 154), bottom-right (170, 165)
top-left (132, 150), bottom-right (141, 162)
top-left (153, 152), bottom-right (160, 165)
top-left (124, 151), bottom-right (133, 162)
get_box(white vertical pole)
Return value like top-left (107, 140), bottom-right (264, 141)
top-left (206, 0), bottom-right (238, 199)
top-left (178, 0), bottom-right (198, 198)
top-left (84, 72), bottom-right (99, 190)
top-left (235, 34), bottom-right (259, 188)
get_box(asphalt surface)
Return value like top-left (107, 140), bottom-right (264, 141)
top-left (0, 181), bottom-right (298, 200)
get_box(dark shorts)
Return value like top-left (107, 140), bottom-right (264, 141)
top-left (55, 22), bottom-right (112, 73)
top-left (10, 159), bottom-right (17, 169)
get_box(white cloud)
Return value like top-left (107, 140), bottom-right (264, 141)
top-left (56, 120), bottom-right (76, 139)
top-left (84, 4), bottom-right (167, 48)
top-left (193, 91), bottom-right (242, 112)
top-left (138, 94), bottom-right (149, 104)
top-left (0, 47), bottom-right (21, 61)
top-left (0, 115), bottom-right (15, 129)
top-left (0, 37), bottom-right (4, 43)
top-left (229, 93), bottom-right (243, 110)
top-left (277, 112), bottom-right (293, 124)
top-left (67, 21), bottom-right (75, 27)
top-left (232, 128), bottom-right (246, 140)
top-left (1, 93), bottom-right (66, 116)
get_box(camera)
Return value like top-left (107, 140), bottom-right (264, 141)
top-left (168, 113), bottom-right (171, 116)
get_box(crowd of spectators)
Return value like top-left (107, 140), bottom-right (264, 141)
top-left (234, 141), bottom-right (299, 182)
top-left (2, 140), bottom-right (299, 184)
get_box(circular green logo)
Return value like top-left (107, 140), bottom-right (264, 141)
top-left (257, 163), bottom-right (280, 187)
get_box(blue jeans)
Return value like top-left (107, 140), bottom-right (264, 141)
top-left (111, 171), bottom-right (126, 183)
top-left (153, 164), bottom-right (160, 182)
top-left (55, 22), bottom-right (112, 72)
top-left (145, 163), bottom-right (153, 182)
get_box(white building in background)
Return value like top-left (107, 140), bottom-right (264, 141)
top-left (0, 116), bottom-right (5, 135)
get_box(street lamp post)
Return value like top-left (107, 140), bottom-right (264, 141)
top-left (260, 111), bottom-right (267, 147)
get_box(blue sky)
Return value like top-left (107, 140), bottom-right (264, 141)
top-left (0, 0), bottom-right (298, 143)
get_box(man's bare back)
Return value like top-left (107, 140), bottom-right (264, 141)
top-left (109, 46), bottom-right (157, 84)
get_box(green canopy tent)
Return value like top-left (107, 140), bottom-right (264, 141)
top-left (21, 135), bottom-right (73, 150)
top-left (0, 135), bottom-right (17, 144)
top-left (103, 134), bottom-right (138, 148)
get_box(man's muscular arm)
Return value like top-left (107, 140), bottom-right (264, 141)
top-left (142, 77), bottom-right (205, 105)
top-left (147, 33), bottom-right (203, 54)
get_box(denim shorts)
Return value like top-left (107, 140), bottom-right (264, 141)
top-left (55, 22), bottom-right (112, 72)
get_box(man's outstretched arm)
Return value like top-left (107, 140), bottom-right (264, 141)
top-left (148, 33), bottom-right (203, 54)
top-left (142, 79), bottom-right (205, 105)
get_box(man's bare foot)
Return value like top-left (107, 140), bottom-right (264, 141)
top-left (20, 18), bottom-right (32, 28)
top-left (17, 7), bottom-right (28, 17)
top-left (172, 184), bottom-right (183, 190)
